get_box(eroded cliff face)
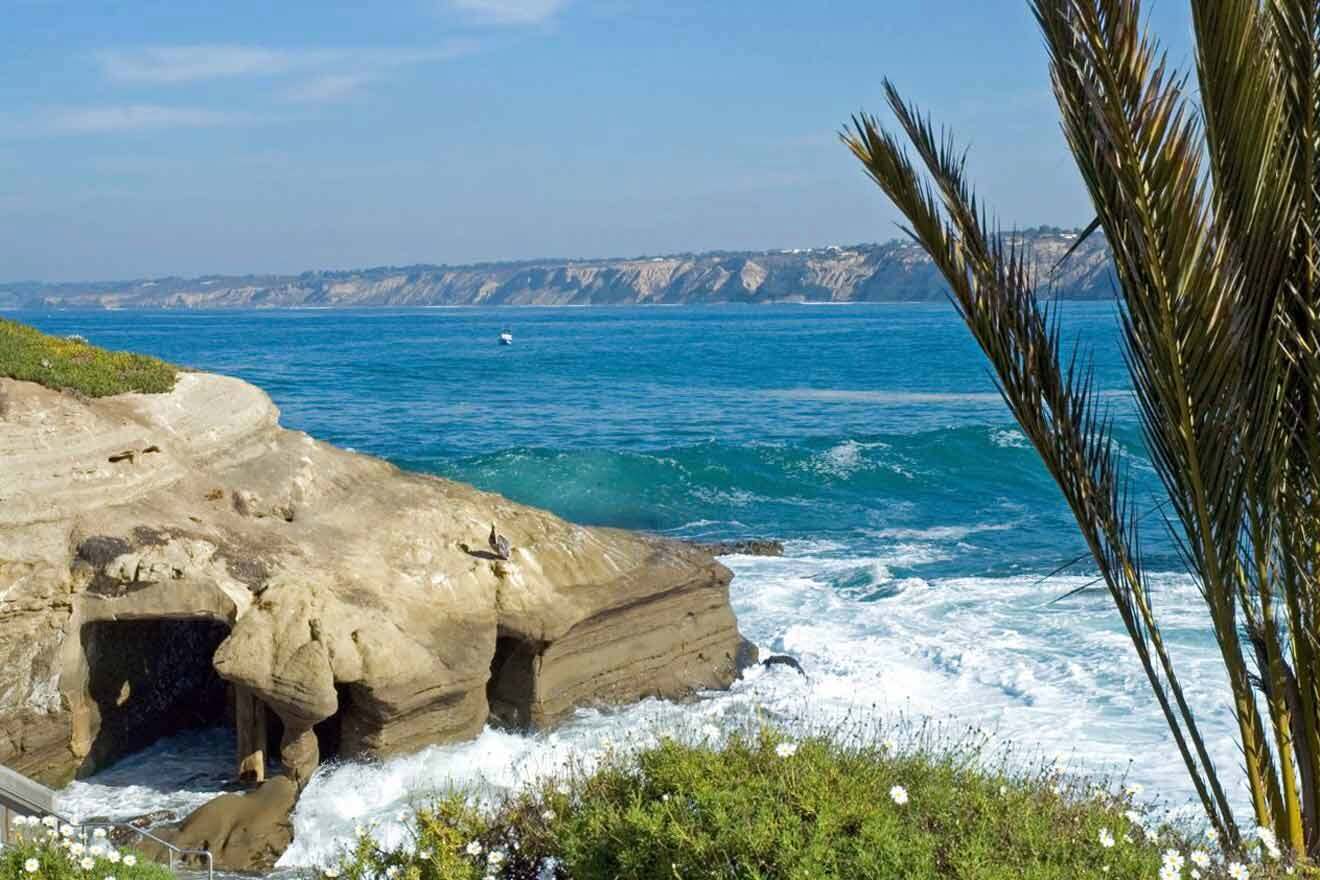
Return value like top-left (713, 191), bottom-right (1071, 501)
top-left (0, 373), bottom-right (744, 867)
top-left (1, 231), bottom-right (1115, 309)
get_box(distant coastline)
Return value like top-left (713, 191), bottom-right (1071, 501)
top-left (0, 228), bottom-right (1113, 310)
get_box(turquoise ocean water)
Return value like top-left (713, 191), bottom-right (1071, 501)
top-left (13, 304), bottom-right (1237, 862)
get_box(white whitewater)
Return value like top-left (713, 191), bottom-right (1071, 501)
top-left (57, 541), bottom-right (1241, 869)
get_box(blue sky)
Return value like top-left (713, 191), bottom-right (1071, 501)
top-left (0, 0), bottom-right (1195, 281)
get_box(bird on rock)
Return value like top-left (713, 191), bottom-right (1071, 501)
top-left (489, 523), bottom-right (512, 560)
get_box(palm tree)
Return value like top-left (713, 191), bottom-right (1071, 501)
top-left (843, 0), bottom-right (1319, 859)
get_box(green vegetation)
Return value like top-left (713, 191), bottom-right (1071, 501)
top-left (1, 819), bottom-right (173, 880)
top-left (844, 0), bottom-right (1320, 861)
top-left (327, 729), bottom-right (1296, 879)
top-left (0, 318), bottom-right (175, 397)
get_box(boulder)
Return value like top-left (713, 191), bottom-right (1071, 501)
top-left (0, 372), bottom-right (745, 868)
top-left (689, 539), bottom-right (785, 558)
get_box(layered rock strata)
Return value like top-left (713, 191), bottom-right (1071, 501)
top-left (0, 372), bottom-right (744, 867)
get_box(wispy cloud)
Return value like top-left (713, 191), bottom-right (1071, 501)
top-left (17, 42), bottom-right (483, 137)
top-left (94, 43), bottom-right (478, 86)
top-left (96, 46), bottom-right (310, 83)
top-left (449, 0), bottom-right (569, 25)
top-left (281, 73), bottom-right (375, 104)
top-left (39, 104), bottom-right (254, 134)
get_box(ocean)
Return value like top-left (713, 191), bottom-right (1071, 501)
top-left (14, 304), bottom-right (1237, 865)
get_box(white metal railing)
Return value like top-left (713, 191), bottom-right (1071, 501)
top-left (1, 764), bottom-right (211, 879)
top-left (77, 820), bottom-right (214, 880)
top-left (0, 763), bottom-right (56, 816)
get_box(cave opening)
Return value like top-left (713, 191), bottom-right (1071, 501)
top-left (79, 617), bottom-right (231, 777)
top-left (487, 633), bottom-right (540, 730)
top-left (260, 683), bottom-right (356, 766)
top-left (313, 684), bottom-right (357, 762)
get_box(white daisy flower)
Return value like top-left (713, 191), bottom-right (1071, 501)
top-left (1162, 849), bottom-right (1185, 871)
top-left (889, 785), bottom-right (909, 806)
top-left (1227, 862), bottom-right (1249, 880)
top-left (775, 742), bottom-right (798, 758)
top-left (24, 859), bottom-right (40, 874)
top-left (1190, 850), bottom-right (1210, 868)
top-left (80, 857), bottom-right (95, 870)
top-left (122, 855), bottom-right (137, 867)
top-left (1098, 827), bottom-right (1115, 848)
top-left (323, 868), bottom-right (340, 878)
top-left (466, 840), bottom-right (483, 857)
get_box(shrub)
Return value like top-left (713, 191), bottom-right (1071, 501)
top-left (1, 818), bottom-right (172, 880)
top-left (842, 0), bottom-right (1320, 859)
top-left (0, 319), bottom-right (176, 397)
top-left (323, 729), bottom-right (1308, 879)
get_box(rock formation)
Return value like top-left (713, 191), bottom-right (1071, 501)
top-left (0, 229), bottom-right (1115, 309)
top-left (0, 372), bottom-right (744, 868)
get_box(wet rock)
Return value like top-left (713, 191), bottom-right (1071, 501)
top-left (762, 654), bottom-right (807, 677)
top-left (0, 370), bottom-right (746, 869)
top-left (164, 776), bottom-right (297, 873)
top-left (86, 810), bottom-right (178, 848)
top-left (734, 638), bottom-right (761, 676)
top-left (689, 539), bottom-right (784, 557)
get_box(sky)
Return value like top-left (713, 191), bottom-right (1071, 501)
top-left (0, 0), bottom-right (1196, 282)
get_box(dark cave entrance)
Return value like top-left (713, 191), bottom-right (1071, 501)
top-left (79, 617), bottom-right (231, 777)
top-left (313, 683), bottom-right (357, 761)
top-left (261, 683), bottom-right (357, 765)
top-left (487, 633), bottom-right (540, 730)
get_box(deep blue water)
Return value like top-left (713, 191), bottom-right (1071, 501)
top-left (21, 304), bottom-right (1236, 854)
top-left (13, 303), bottom-right (1169, 577)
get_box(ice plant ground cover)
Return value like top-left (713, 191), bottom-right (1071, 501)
top-left (0, 817), bottom-right (172, 880)
top-left (324, 729), bottom-right (1313, 879)
top-left (0, 318), bottom-right (175, 397)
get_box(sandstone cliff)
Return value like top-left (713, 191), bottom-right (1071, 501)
top-left (0, 230), bottom-right (1113, 309)
top-left (0, 372), bottom-right (744, 867)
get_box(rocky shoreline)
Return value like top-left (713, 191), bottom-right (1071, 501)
top-left (0, 230), bottom-right (1113, 309)
top-left (0, 371), bottom-right (747, 870)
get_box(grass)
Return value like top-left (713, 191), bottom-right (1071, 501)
top-left (0, 318), bottom-right (176, 397)
top-left (326, 726), bottom-right (1314, 880)
top-left (1, 819), bottom-right (173, 880)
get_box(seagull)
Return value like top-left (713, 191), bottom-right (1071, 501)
top-left (489, 523), bottom-right (512, 560)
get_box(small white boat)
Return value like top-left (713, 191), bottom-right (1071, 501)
top-left (498, 329), bottom-right (513, 346)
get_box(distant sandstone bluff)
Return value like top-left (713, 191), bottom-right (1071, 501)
top-left (0, 372), bottom-right (746, 868)
top-left (0, 230), bottom-right (1114, 309)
